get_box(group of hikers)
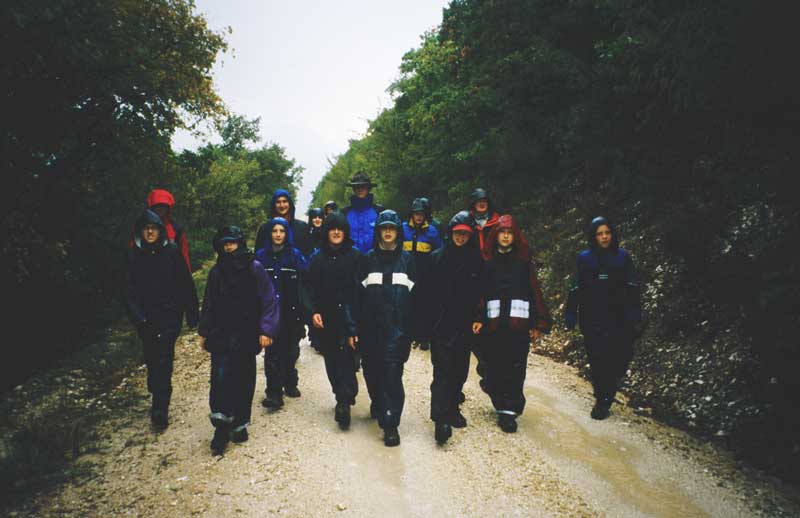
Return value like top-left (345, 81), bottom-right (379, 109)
top-left (125, 171), bottom-right (641, 455)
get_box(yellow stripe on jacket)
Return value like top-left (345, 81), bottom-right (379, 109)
top-left (403, 241), bottom-right (432, 253)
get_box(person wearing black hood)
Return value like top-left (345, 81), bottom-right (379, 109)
top-left (323, 200), bottom-right (338, 218)
top-left (358, 209), bottom-right (416, 446)
top-left (419, 197), bottom-right (445, 241)
top-left (307, 207), bottom-right (325, 256)
top-left (467, 188), bottom-right (501, 260)
top-left (421, 211), bottom-right (486, 444)
top-left (565, 216), bottom-right (641, 420)
top-left (198, 227), bottom-right (280, 454)
top-left (255, 189), bottom-right (312, 258)
top-left (305, 212), bottom-right (362, 429)
top-left (125, 209), bottom-right (199, 428)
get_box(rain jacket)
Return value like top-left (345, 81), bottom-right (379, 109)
top-left (565, 218), bottom-right (641, 334)
top-left (255, 217), bottom-right (309, 338)
top-left (468, 193), bottom-right (501, 260)
top-left (125, 209), bottom-right (199, 329)
top-left (402, 218), bottom-right (443, 256)
top-left (132, 189), bottom-right (191, 271)
top-left (199, 247), bottom-right (280, 355)
top-left (305, 212), bottom-right (361, 346)
top-left (358, 236), bottom-right (417, 361)
top-left (342, 193), bottom-right (384, 254)
top-left (480, 215), bottom-right (552, 334)
top-left (422, 211), bottom-right (485, 339)
top-left (255, 189), bottom-right (311, 257)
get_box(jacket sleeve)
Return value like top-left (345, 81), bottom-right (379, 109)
top-left (528, 263), bottom-right (552, 333)
top-left (304, 255), bottom-right (321, 315)
top-left (123, 249), bottom-right (147, 325)
top-left (175, 247), bottom-right (199, 327)
top-left (255, 262), bottom-right (280, 338)
top-left (473, 258), bottom-right (487, 323)
top-left (179, 232), bottom-right (191, 272)
top-left (431, 227), bottom-right (443, 251)
top-left (344, 256), bottom-right (361, 337)
top-left (623, 252), bottom-right (642, 323)
top-left (198, 268), bottom-right (217, 338)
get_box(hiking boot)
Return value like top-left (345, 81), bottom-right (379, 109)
top-left (284, 386), bottom-right (302, 398)
top-left (434, 422), bottom-right (452, 445)
top-left (262, 393), bottom-right (284, 409)
top-left (335, 402), bottom-right (351, 430)
top-left (150, 408), bottom-right (168, 428)
top-left (384, 427), bottom-right (400, 447)
top-left (590, 399), bottom-right (611, 420)
top-left (449, 410), bottom-right (467, 429)
top-left (498, 413), bottom-right (518, 433)
top-left (230, 426), bottom-right (249, 443)
top-left (210, 427), bottom-right (229, 455)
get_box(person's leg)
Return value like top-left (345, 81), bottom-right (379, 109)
top-left (506, 332), bottom-right (531, 415)
top-left (262, 333), bottom-right (284, 407)
top-left (209, 351), bottom-right (234, 453)
top-left (150, 330), bottom-right (178, 423)
top-left (360, 343), bottom-right (384, 419)
top-left (231, 349), bottom-right (257, 441)
top-left (429, 337), bottom-right (453, 424)
top-left (381, 359), bottom-right (405, 446)
top-left (284, 330), bottom-right (301, 397)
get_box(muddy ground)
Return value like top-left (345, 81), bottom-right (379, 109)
top-left (3, 332), bottom-right (800, 517)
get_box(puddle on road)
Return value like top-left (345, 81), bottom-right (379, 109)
top-left (520, 384), bottom-right (707, 517)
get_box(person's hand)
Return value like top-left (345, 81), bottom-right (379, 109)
top-left (530, 329), bottom-right (543, 342)
top-left (312, 313), bottom-right (324, 329)
top-left (198, 336), bottom-right (207, 351)
top-left (260, 335), bottom-right (273, 348)
top-left (347, 336), bottom-right (358, 350)
top-left (472, 322), bottom-right (483, 335)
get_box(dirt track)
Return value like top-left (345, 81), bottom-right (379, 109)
top-left (10, 333), bottom-right (800, 517)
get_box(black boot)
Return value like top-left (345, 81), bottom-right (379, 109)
top-left (211, 426), bottom-right (230, 455)
top-left (230, 425), bottom-right (249, 443)
top-left (498, 413), bottom-right (518, 433)
top-left (590, 398), bottom-right (611, 420)
top-left (449, 409), bottom-right (467, 429)
top-left (434, 422), bottom-right (452, 445)
top-left (262, 393), bottom-right (284, 409)
top-left (335, 402), bottom-right (351, 430)
top-left (150, 407), bottom-right (168, 429)
top-left (284, 386), bottom-right (301, 398)
top-left (384, 427), bottom-right (400, 447)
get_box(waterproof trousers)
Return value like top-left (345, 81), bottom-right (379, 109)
top-left (210, 349), bottom-right (256, 427)
top-left (140, 326), bottom-right (179, 413)
top-left (264, 328), bottom-right (300, 397)
top-left (483, 328), bottom-right (530, 415)
top-left (583, 330), bottom-right (633, 402)
top-left (360, 343), bottom-right (408, 429)
top-left (322, 342), bottom-right (359, 405)
top-left (430, 332), bottom-right (471, 423)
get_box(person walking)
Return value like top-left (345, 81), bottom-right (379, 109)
top-left (198, 226), bottom-right (279, 454)
top-left (125, 209), bottom-right (199, 428)
top-left (358, 210), bottom-right (416, 446)
top-left (341, 171), bottom-right (384, 255)
top-left (255, 189), bottom-right (311, 257)
top-left (565, 216), bottom-right (641, 420)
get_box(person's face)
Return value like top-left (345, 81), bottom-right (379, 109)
top-left (142, 223), bottom-right (160, 244)
top-left (452, 230), bottom-right (471, 247)
top-left (311, 216), bottom-right (323, 228)
top-left (353, 185), bottom-right (370, 199)
top-left (271, 225), bottom-right (287, 246)
top-left (223, 241), bottom-right (239, 253)
top-left (324, 206), bottom-right (334, 216)
top-left (328, 227), bottom-right (344, 246)
top-left (151, 204), bottom-right (168, 218)
top-left (380, 227), bottom-right (398, 245)
top-left (474, 199), bottom-right (489, 213)
top-left (595, 224), bottom-right (612, 249)
top-left (498, 228), bottom-right (514, 248)
top-left (275, 196), bottom-right (291, 216)
top-left (411, 212), bottom-right (425, 226)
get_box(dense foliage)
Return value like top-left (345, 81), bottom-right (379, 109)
top-left (1, 2), bottom-right (301, 388)
top-left (313, 0), bottom-right (800, 480)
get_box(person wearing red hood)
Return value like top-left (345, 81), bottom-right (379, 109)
top-left (468, 188), bottom-right (501, 261)
top-left (476, 215), bottom-right (552, 433)
top-left (146, 189), bottom-right (192, 272)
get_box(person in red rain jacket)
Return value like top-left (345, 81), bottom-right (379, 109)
top-left (475, 215), bottom-right (551, 433)
top-left (146, 189), bottom-right (192, 271)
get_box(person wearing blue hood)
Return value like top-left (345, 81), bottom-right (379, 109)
top-left (358, 209), bottom-right (416, 447)
top-left (255, 189), bottom-right (312, 258)
top-left (125, 209), bottom-right (199, 429)
top-left (342, 171), bottom-right (384, 254)
top-left (256, 217), bottom-right (309, 409)
top-left (565, 216), bottom-right (642, 420)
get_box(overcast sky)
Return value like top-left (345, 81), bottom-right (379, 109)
top-left (171, 0), bottom-right (451, 215)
